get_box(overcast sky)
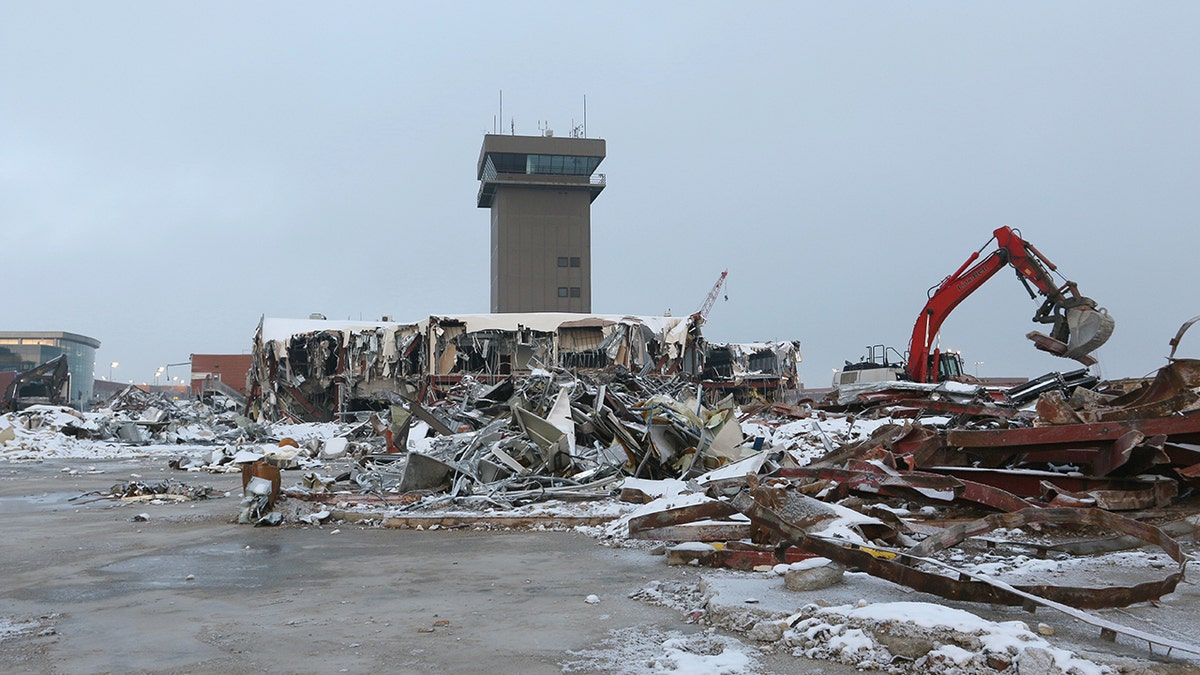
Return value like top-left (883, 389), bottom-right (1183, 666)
top-left (3, 2), bottom-right (1198, 388)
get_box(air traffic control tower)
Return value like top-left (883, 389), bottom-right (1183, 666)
top-left (477, 133), bottom-right (606, 313)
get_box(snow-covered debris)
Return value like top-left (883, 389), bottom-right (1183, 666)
top-left (781, 601), bottom-right (1109, 674)
top-left (561, 625), bottom-right (759, 675)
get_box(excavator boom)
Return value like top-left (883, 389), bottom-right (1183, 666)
top-left (906, 226), bottom-right (1114, 383)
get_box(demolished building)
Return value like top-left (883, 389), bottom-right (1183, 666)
top-left (247, 313), bottom-right (802, 423)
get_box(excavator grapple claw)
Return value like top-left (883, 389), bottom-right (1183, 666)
top-left (1027, 304), bottom-right (1114, 365)
top-left (1063, 305), bottom-right (1115, 361)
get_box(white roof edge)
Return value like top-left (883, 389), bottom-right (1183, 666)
top-left (258, 313), bottom-right (693, 345)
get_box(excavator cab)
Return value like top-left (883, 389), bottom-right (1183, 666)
top-left (930, 350), bottom-right (965, 382)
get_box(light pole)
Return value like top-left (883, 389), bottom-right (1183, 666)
top-left (973, 361), bottom-right (984, 378)
top-left (164, 361), bottom-right (190, 387)
top-left (109, 361), bottom-right (118, 380)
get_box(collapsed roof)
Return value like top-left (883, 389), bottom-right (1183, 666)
top-left (247, 314), bottom-right (801, 423)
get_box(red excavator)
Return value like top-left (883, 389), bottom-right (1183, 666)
top-left (836, 226), bottom-right (1114, 386)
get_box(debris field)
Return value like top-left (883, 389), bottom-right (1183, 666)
top-left (8, 318), bottom-right (1200, 673)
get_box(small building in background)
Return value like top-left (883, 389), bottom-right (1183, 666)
top-left (190, 354), bottom-right (252, 398)
top-left (0, 331), bottom-right (101, 409)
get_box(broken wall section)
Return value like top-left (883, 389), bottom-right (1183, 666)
top-left (247, 313), bottom-right (710, 423)
top-left (701, 341), bottom-right (802, 404)
top-left (247, 318), bottom-right (424, 423)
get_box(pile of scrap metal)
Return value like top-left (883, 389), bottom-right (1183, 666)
top-left (246, 314), bottom-right (802, 424)
top-left (618, 457), bottom-right (1200, 656)
top-left (669, 480), bottom-right (1199, 654)
top-left (71, 478), bottom-right (223, 504)
top-left (95, 384), bottom-right (264, 445)
top-left (618, 325), bottom-right (1200, 640)
top-left (628, 473), bottom-right (1191, 605)
top-left (797, 318), bottom-right (1200, 514)
top-left (281, 369), bottom-right (785, 510)
top-left (811, 356), bottom-right (1200, 512)
top-left (1, 389), bottom-right (262, 449)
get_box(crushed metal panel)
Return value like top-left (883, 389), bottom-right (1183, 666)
top-left (546, 385), bottom-right (577, 456)
top-left (512, 404), bottom-right (569, 469)
top-left (398, 452), bottom-right (455, 492)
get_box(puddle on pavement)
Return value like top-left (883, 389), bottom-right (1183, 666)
top-left (38, 543), bottom-right (290, 602)
top-left (0, 492), bottom-right (109, 514)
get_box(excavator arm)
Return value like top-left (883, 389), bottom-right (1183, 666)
top-left (905, 226), bottom-right (1114, 383)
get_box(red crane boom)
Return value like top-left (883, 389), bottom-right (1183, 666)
top-left (906, 226), bottom-right (1113, 383)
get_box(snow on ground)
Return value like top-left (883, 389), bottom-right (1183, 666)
top-left (560, 625), bottom-right (760, 675)
top-left (0, 614), bottom-right (56, 642)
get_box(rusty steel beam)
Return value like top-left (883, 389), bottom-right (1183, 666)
top-left (632, 522), bottom-right (752, 542)
top-left (381, 514), bottom-right (614, 528)
top-left (947, 409), bottom-right (1200, 450)
top-left (277, 381), bottom-right (332, 422)
top-left (1107, 359), bottom-right (1200, 408)
top-left (929, 466), bottom-right (1177, 502)
top-left (713, 545), bottom-right (816, 571)
top-left (730, 490), bottom-right (1184, 610)
top-left (812, 423), bottom-right (939, 469)
top-left (779, 466), bottom-right (1031, 513)
top-left (779, 467), bottom-right (962, 493)
top-left (1164, 442), bottom-right (1200, 467)
top-left (1017, 447), bottom-right (1105, 465)
top-left (896, 399), bottom-right (1022, 419)
top-left (1041, 480), bottom-right (1178, 511)
top-left (731, 490), bottom-right (1022, 605)
top-left (627, 500), bottom-right (739, 538)
top-left (915, 472), bottom-right (1032, 513)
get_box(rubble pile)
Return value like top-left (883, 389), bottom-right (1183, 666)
top-left (810, 358), bottom-right (1200, 514)
top-left (239, 340), bottom-right (1200, 668)
top-left (7, 325), bottom-right (1200, 671)
top-left (280, 370), bottom-right (831, 514)
top-left (0, 388), bottom-right (269, 459)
